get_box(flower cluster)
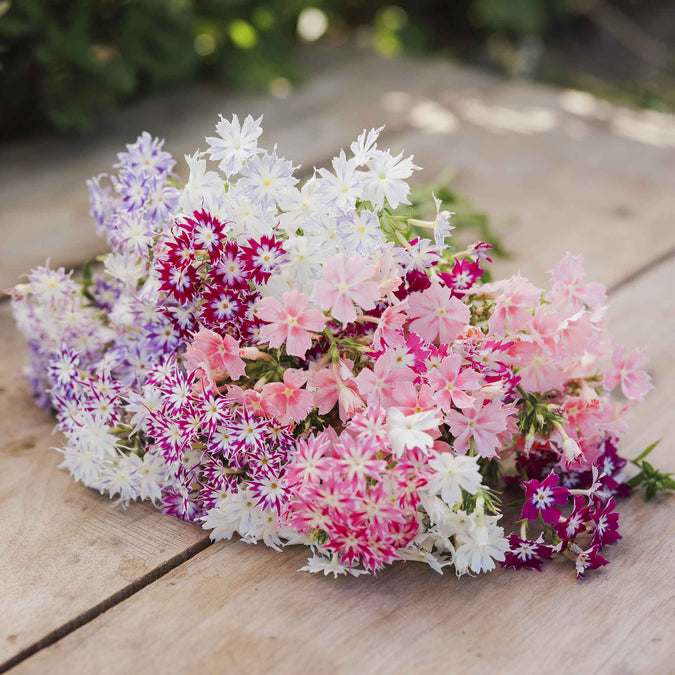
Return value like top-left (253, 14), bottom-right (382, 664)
top-left (10, 116), bottom-right (656, 580)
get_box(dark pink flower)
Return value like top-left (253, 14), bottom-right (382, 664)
top-left (501, 534), bottom-right (553, 571)
top-left (520, 472), bottom-right (569, 524)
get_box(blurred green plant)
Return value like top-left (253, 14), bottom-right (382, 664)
top-left (0, 0), bottom-right (312, 135)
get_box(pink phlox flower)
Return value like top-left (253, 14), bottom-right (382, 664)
top-left (311, 254), bottom-right (381, 325)
top-left (222, 385), bottom-right (269, 417)
top-left (509, 338), bottom-right (565, 393)
top-left (445, 396), bottom-right (512, 458)
top-left (349, 402), bottom-right (390, 445)
top-left (548, 252), bottom-right (607, 312)
top-left (486, 274), bottom-right (541, 334)
top-left (286, 434), bottom-right (330, 485)
top-left (372, 300), bottom-right (408, 350)
top-left (467, 241), bottom-right (493, 262)
top-left (407, 280), bottom-right (470, 344)
top-left (604, 344), bottom-right (652, 401)
top-left (355, 350), bottom-right (415, 408)
top-left (423, 344), bottom-right (450, 375)
top-left (324, 517), bottom-right (372, 568)
top-left (426, 352), bottom-right (482, 411)
top-left (184, 325), bottom-right (246, 388)
top-left (385, 332), bottom-right (431, 374)
top-left (437, 257), bottom-right (484, 297)
top-left (309, 360), bottom-right (364, 421)
top-left (555, 309), bottom-right (594, 360)
top-left (333, 436), bottom-right (387, 491)
top-left (355, 483), bottom-right (407, 533)
top-left (256, 286), bottom-right (326, 358)
top-left (281, 491), bottom-right (331, 533)
top-left (520, 472), bottom-right (570, 525)
top-left (312, 475), bottom-right (360, 515)
top-left (394, 382), bottom-right (437, 416)
top-left (260, 368), bottom-right (313, 424)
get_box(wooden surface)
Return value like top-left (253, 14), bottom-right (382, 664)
top-left (1, 49), bottom-right (674, 674)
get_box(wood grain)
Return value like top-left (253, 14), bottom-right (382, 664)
top-left (11, 252), bottom-right (674, 675)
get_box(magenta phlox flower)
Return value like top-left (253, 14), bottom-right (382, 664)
top-left (520, 472), bottom-right (570, 524)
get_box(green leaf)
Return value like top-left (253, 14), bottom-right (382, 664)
top-left (631, 440), bottom-right (660, 466)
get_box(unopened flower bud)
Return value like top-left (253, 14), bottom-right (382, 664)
top-left (239, 346), bottom-right (269, 360)
top-left (524, 430), bottom-right (535, 453)
top-left (562, 437), bottom-right (582, 462)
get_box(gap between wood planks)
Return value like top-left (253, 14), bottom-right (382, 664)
top-left (2, 238), bottom-right (674, 674)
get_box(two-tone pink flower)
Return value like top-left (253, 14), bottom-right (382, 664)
top-left (256, 287), bottom-right (326, 358)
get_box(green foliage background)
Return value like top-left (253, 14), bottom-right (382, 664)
top-left (0, 0), bottom-right (307, 135)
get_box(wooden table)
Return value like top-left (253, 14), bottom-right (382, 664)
top-left (2, 51), bottom-right (674, 674)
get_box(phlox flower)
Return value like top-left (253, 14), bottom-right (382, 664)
top-left (184, 325), bottom-right (246, 387)
top-left (355, 350), bottom-right (415, 408)
top-left (317, 150), bottom-right (362, 211)
top-left (520, 473), bottom-right (570, 525)
top-left (590, 497), bottom-right (621, 547)
top-left (508, 338), bottom-right (564, 393)
top-left (261, 368), bottom-right (313, 424)
top-left (350, 126), bottom-right (383, 166)
top-left (438, 258), bottom-right (484, 296)
top-left (116, 131), bottom-right (175, 175)
top-left (431, 192), bottom-right (454, 248)
top-left (180, 151), bottom-right (226, 213)
top-left (333, 436), bottom-right (387, 490)
top-left (255, 287), bottom-right (326, 358)
top-left (238, 149), bottom-right (298, 211)
top-left (486, 275), bottom-right (541, 334)
top-left (426, 452), bottom-right (482, 506)
top-left (361, 149), bottom-right (419, 210)
top-left (206, 113), bottom-right (263, 176)
top-left (385, 407), bottom-right (441, 456)
top-left (501, 534), bottom-right (553, 572)
top-left (284, 434), bottom-right (333, 486)
top-left (311, 254), bottom-right (380, 325)
top-left (572, 543), bottom-right (609, 579)
top-left (394, 382), bottom-right (436, 416)
top-left (372, 301), bottom-right (408, 350)
top-left (445, 397), bottom-right (512, 458)
top-left (386, 332), bottom-right (430, 374)
top-left (427, 352), bottom-right (482, 410)
top-left (309, 361), bottom-right (364, 421)
top-left (454, 513), bottom-right (508, 575)
top-left (548, 252), bottom-right (606, 312)
top-left (336, 208), bottom-right (384, 255)
top-left (300, 553), bottom-right (370, 578)
top-left (604, 344), bottom-right (652, 401)
top-left (407, 281), bottom-right (470, 344)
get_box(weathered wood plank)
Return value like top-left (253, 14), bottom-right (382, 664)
top-left (3, 51), bottom-right (675, 290)
top-left (0, 302), bottom-right (207, 665)
top-left (12, 257), bottom-right (673, 675)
